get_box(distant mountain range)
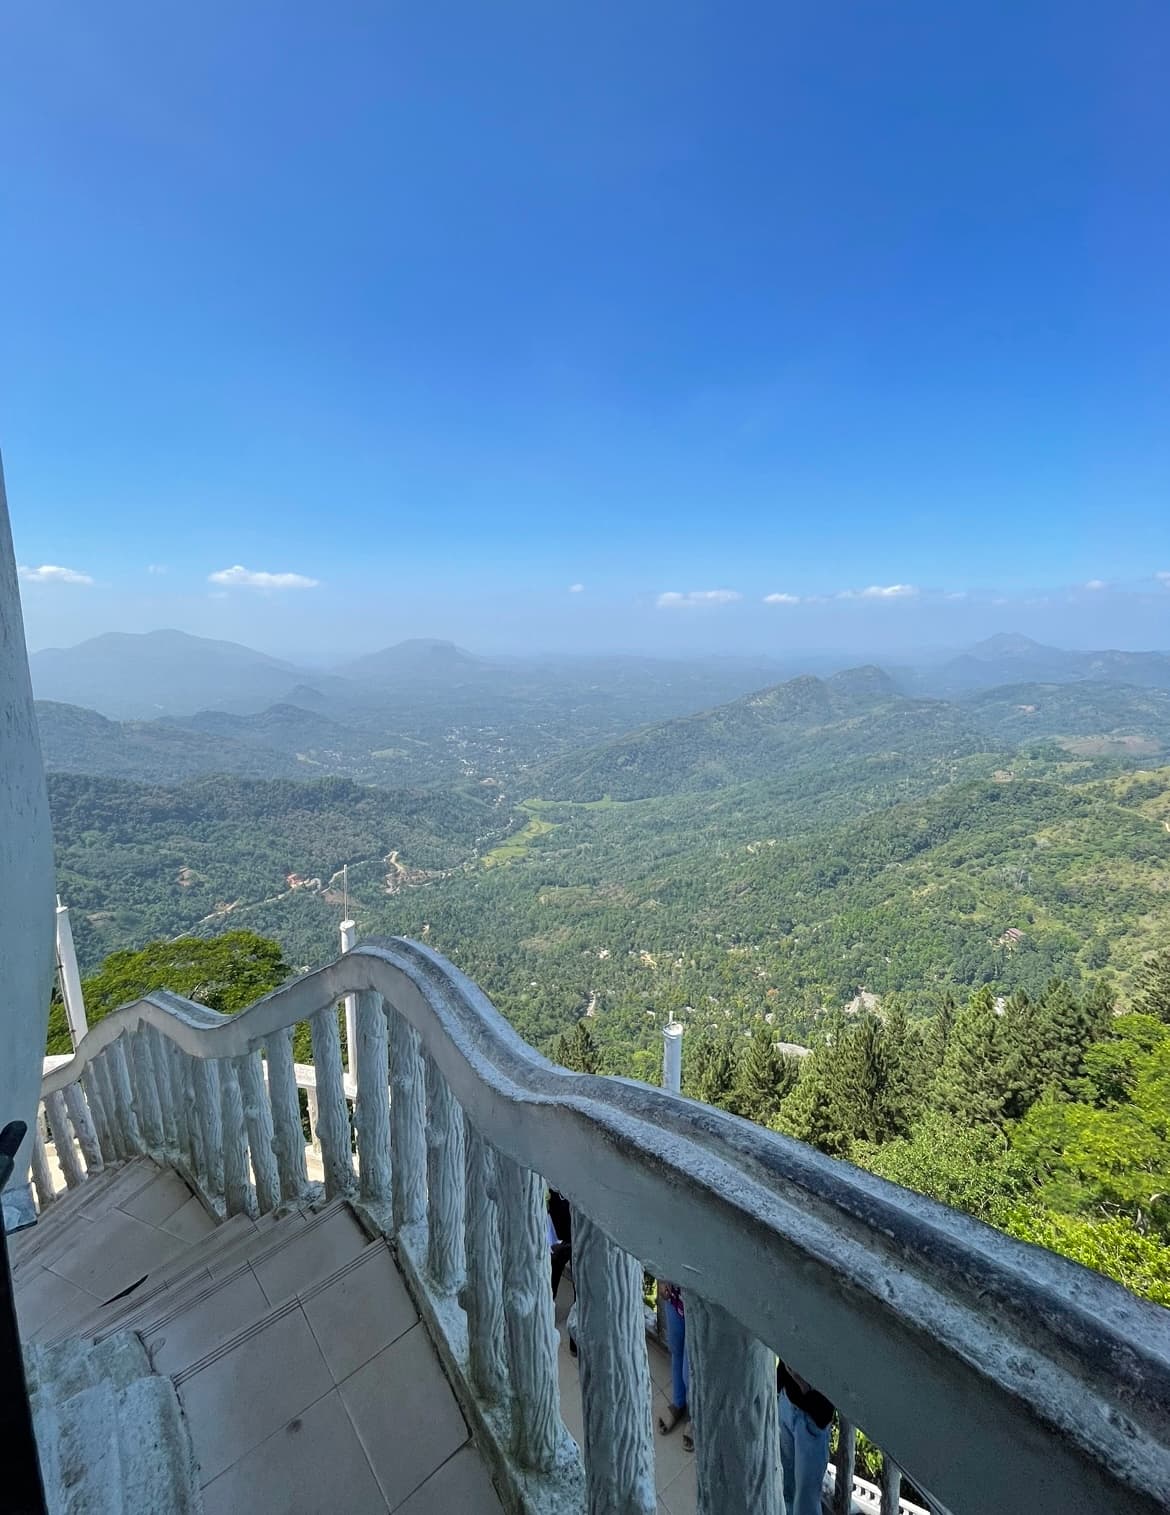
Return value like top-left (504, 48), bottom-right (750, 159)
top-left (912, 633), bottom-right (1170, 697)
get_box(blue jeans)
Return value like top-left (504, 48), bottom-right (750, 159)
top-left (665, 1299), bottom-right (688, 1411)
top-left (779, 1390), bottom-right (831, 1515)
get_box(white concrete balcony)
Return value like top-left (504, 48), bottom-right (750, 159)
top-left (24, 937), bottom-right (1170, 1515)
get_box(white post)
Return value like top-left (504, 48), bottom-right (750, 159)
top-left (54, 897), bottom-right (89, 1050)
top-left (340, 917), bottom-right (357, 1078)
top-left (662, 1015), bottom-right (683, 1094)
top-left (0, 455), bottom-right (56, 1210)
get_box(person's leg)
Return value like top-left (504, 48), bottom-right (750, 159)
top-left (791, 1404), bottom-right (831, 1515)
top-left (778, 1391), bottom-right (798, 1515)
top-left (667, 1301), bottom-right (687, 1410)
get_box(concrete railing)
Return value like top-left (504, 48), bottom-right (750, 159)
top-left (34, 938), bottom-right (1170, 1515)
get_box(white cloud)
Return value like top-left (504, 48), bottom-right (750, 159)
top-left (944, 590), bottom-right (968, 600)
top-left (1157, 571), bottom-right (1170, 586)
top-left (858, 583), bottom-right (917, 599)
top-left (208, 564), bottom-right (319, 590)
top-left (1083, 579), bottom-right (1107, 591)
top-left (147, 563), bottom-right (168, 575)
top-left (656, 589), bottom-right (741, 609)
top-left (762, 592), bottom-right (801, 605)
top-left (18, 563), bottom-right (94, 585)
top-left (568, 583), bottom-right (585, 594)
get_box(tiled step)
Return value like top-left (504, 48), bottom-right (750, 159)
top-left (142, 1205), bottom-right (372, 1377)
top-left (14, 1167), bottom-right (215, 1344)
top-left (171, 1235), bottom-right (503, 1514)
top-left (80, 1208), bottom-right (305, 1352)
top-left (10, 1159), bottom-right (163, 1267)
top-left (52, 1211), bottom-right (263, 1346)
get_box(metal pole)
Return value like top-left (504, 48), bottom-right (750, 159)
top-left (662, 1015), bottom-right (683, 1094)
top-left (340, 917), bottom-right (357, 1079)
top-left (55, 898), bottom-right (88, 1051)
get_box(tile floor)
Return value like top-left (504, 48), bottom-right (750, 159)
top-left (14, 1162), bottom-right (218, 1342)
top-left (174, 1232), bottom-right (504, 1515)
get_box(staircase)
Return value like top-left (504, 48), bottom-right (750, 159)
top-left (13, 1158), bottom-right (503, 1513)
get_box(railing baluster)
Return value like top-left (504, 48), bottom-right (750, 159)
top-left (166, 1042), bottom-right (192, 1171)
top-left (95, 1051), bottom-right (130, 1160)
top-left (191, 1056), bottom-right (223, 1199)
top-left (388, 1009), bottom-right (427, 1232)
top-left (80, 1065), bottom-right (115, 1166)
top-left (148, 1025), bottom-right (179, 1156)
top-left (354, 990), bottom-right (391, 1205)
top-left (310, 1004), bottom-right (354, 1199)
top-left (219, 1059), bottom-right (256, 1217)
top-left (43, 1089), bottom-right (84, 1189)
top-left (63, 1081), bottom-right (103, 1176)
top-left (881, 1455), bottom-right (903, 1514)
top-left (494, 1148), bottom-right (562, 1472)
top-left (130, 1025), bottom-right (165, 1155)
top-left (688, 1295), bottom-right (782, 1515)
top-left (424, 1052), bottom-right (465, 1292)
top-left (235, 1050), bottom-right (280, 1214)
top-left (832, 1417), bottom-right (857, 1515)
top-left (30, 1117), bottom-right (55, 1208)
top-left (266, 1026), bottom-right (308, 1202)
top-left (111, 1034), bottom-right (144, 1154)
top-left (461, 1119), bottom-right (508, 1404)
top-left (178, 1050), bottom-right (204, 1181)
top-left (573, 1210), bottom-right (656, 1515)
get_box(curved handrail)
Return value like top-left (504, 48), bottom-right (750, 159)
top-left (40, 937), bottom-right (1170, 1513)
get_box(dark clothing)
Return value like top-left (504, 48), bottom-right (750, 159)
top-left (777, 1361), bottom-right (835, 1430)
top-left (548, 1190), bottom-right (573, 1300)
top-left (548, 1190), bottom-right (572, 1246)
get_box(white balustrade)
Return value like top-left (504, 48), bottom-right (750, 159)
top-left (424, 1051), bottom-right (464, 1293)
top-left (43, 1089), bottom-right (84, 1189)
top-left (29, 1121), bottom-right (55, 1208)
top-left (266, 1026), bottom-right (308, 1201)
top-left (833, 1417), bottom-right (858, 1515)
top-left (236, 1049), bottom-right (280, 1214)
top-left (79, 1065), bottom-right (115, 1167)
top-left (191, 1056), bottom-right (223, 1199)
top-left (62, 1080), bottom-right (102, 1176)
top-left (388, 1009), bottom-right (426, 1233)
top-left (494, 1148), bottom-right (563, 1473)
top-left (130, 1025), bottom-right (165, 1154)
top-left (109, 1036), bottom-right (143, 1154)
top-left (573, 1211), bottom-right (656, 1515)
top-left (218, 1058), bottom-right (255, 1217)
top-left (354, 990), bottom-right (392, 1205)
top-left (30, 937), bottom-right (1170, 1515)
top-left (309, 1003), bottom-right (353, 1199)
top-left (688, 1294), bottom-right (782, 1515)
top-left (461, 1118), bottom-right (508, 1405)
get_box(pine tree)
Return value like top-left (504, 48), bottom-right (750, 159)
top-left (551, 1019), bottom-right (599, 1074)
top-left (1133, 950), bottom-right (1170, 1024)
top-left (933, 988), bottom-right (1011, 1128)
top-left (732, 1025), bottom-right (798, 1124)
top-left (880, 999), bottom-right (920, 1136)
top-left (686, 1030), bottom-right (739, 1109)
top-left (925, 991), bottom-right (958, 1072)
top-left (831, 1014), bottom-right (898, 1146)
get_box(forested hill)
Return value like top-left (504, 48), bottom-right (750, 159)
top-left (540, 668), bottom-right (988, 801)
top-left (540, 669), bottom-right (1170, 801)
top-left (49, 773), bottom-right (510, 971)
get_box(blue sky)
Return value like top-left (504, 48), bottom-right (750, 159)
top-left (3, 1), bottom-right (1168, 659)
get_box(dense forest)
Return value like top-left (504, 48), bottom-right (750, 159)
top-left (43, 647), bottom-right (1170, 1308)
